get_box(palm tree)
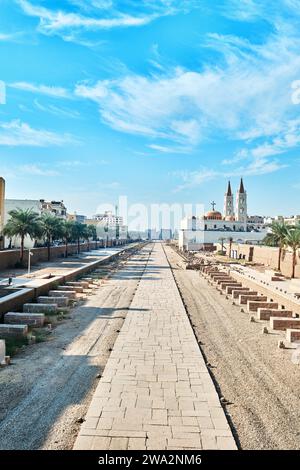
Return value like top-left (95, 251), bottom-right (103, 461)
top-left (3, 208), bottom-right (41, 264)
top-left (228, 236), bottom-right (233, 258)
top-left (88, 225), bottom-right (97, 249)
top-left (263, 222), bottom-right (290, 271)
top-left (82, 225), bottom-right (92, 251)
top-left (71, 222), bottom-right (85, 254)
top-left (284, 227), bottom-right (300, 278)
top-left (40, 214), bottom-right (63, 261)
top-left (61, 220), bottom-right (75, 258)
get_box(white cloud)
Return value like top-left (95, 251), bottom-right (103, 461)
top-left (148, 144), bottom-right (190, 154)
top-left (10, 82), bottom-right (70, 98)
top-left (0, 120), bottom-right (78, 147)
top-left (17, 0), bottom-right (164, 33)
top-left (34, 99), bottom-right (80, 118)
top-left (174, 158), bottom-right (287, 191)
top-left (19, 164), bottom-right (60, 176)
top-left (0, 31), bottom-right (23, 42)
top-left (73, 20), bottom-right (300, 168)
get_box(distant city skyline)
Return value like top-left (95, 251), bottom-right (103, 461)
top-left (1, 1), bottom-right (300, 216)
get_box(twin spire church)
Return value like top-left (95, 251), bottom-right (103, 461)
top-left (178, 178), bottom-right (266, 251)
top-left (224, 178), bottom-right (247, 224)
top-left (203, 178), bottom-right (248, 229)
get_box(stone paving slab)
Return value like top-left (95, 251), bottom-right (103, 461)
top-left (74, 243), bottom-right (237, 450)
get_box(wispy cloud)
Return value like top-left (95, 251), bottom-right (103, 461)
top-left (19, 164), bottom-right (60, 176)
top-left (148, 144), bottom-right (191, 154)
top-left (73, 11), bottom-right (300, 176)
top-left (10, 82), bottom-right (70, 98)
top-left (0, 120), bottom-right (78, 147)
top-left (34, 99), bottom-right (80, 118)
top-left (1, 163), bottom-right (60, 179)
top-left (16, 0), bottom-right (199, 46)
top-left (0, 31), bottom-right (24, 42)
top-left (174, 158), bottom-right (287, 192)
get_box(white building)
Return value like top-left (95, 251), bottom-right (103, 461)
top-left (179, 179), bottom-right (267, 251)
top-left (92, 211), bottom-right (123, 227)
top-left (4, 199), bottom-right (43, 248)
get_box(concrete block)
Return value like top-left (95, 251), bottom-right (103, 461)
top-left (57, 285), bottom-right (83, 293)
top-left (247, 301), bottom-right (278, 313)
top-left (257, 309), bottom-right (293, 321)
top-left (239, 294), bottom-right (267, 305)
top-left (0, 324), bottom-right (28, 338)
top-left (37, 296), bottom-right (69, 307)
top-left (286, 329), bottom-right (300, 343)
top-left (49, 290), bottom-right (76, 299)
top-left (4, 312), bottom-right (45, 327)
top-left (23, 303), bottom-right (58, 314)
top-left (270, 317), bottom-right (300, 331)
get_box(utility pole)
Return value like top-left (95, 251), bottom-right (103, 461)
top-left (28, 250), bottom-right (33, 276)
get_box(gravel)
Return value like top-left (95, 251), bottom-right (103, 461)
top-left (165, 245), bottom-right (300, 450)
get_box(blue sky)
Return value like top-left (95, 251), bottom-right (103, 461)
top-left (0, 0), bottom-right (300, 219)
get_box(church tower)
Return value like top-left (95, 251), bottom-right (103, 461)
top-left (236, 178), bottom-right (247, 226)
top-left (224, 181), bottom-right (234, 219)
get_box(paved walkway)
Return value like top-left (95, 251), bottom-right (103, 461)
top-left (74, 243), bottom-right (236, 450)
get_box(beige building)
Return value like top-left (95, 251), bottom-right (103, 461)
top-left (68, 212), bottom-right (86, 224)
top-left (40, 200), bottom-right (67, 219)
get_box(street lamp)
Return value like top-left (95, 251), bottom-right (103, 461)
top-left (28, 250), bottom-right (33, 276)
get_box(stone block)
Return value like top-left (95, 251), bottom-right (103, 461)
top-left (58, 285), bottom-right (83, 293)
top-left (220, 282), bottom-right (242, 290)
top-left (226, 286), bottom-right (249, 295)
top-left (286, 329), bottom-right (300, 343)
top-left (239, 294), bottom-right (267, 305)
top-left (0, 324), bottom-right (28, 338)
top-left (247, 301), bottom-right (278, 312)
top-left (23, 303), bottom-right (58, 314)
top-left (270, 317), bottom-right (300, 331)
top-left (66, 281), bottom-right (89, 289)
top-left (37, 296), bottom-right (69, 307)
top-left (4, 312), bottom-right (45, 327)
top-left (232, 289), bottom-right (256, 299)
top-left (49, 290), bottom-right (76, 299)
top-left (257, 309), bottom-right (293, 321)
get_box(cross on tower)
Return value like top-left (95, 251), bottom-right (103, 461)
top-left (211, 201), bottom-right (216, 211)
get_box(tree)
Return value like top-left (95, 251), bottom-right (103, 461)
top-left (71, 222), bottom-right (85, 254)
top-left (82, 225), bottom-right (91, 251)
top-left (263, 222), bottom-right (290, 271)
top-left (284, 227), bottom-right (300, 278)
top-left (61, 220), bottom-right (75, 258)
top-left (3, 208), bottom-right (41, 264)
top-left (87, 224), bottom-right (97, 248)
top-left (40, 214), bottom-right (63, 261)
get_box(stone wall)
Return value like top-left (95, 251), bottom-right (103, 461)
top-left (0, 239), bottom-right (128, 271)
top-left (227, 243), bottom-right (300, 279)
